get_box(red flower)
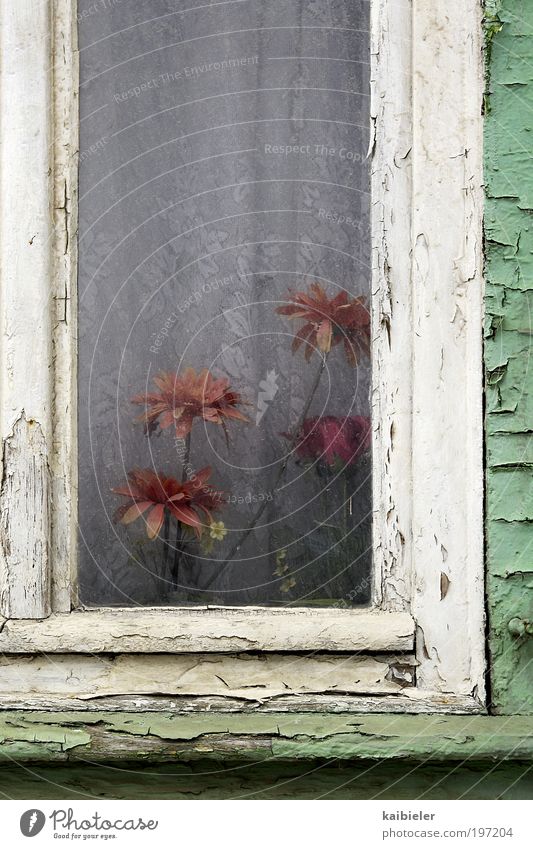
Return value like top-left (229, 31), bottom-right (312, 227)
top-left (175, 467), bottom-right (226, 531)
top-left (132, 367), bottom-right (249, 438)
top-left (112, 467), bottom-right (225, 539)
top-left (276, 283), bottom-right (370, 366)
top-left (290, 415), bottom-right (371, 467)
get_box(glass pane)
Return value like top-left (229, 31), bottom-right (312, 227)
top-left (78, 0), bottom-right (372, 606)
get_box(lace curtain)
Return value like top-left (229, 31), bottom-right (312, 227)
top-left (78, 0), bottom-right (371, 606)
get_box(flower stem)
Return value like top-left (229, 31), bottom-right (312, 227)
top-left (171, 432), bottom-right (191, 590)
top-left (343, 476), bottom-right (348, 538)
top-left (205, 355), bottom-right (327, 589)
top-left (163, 511), bottom-right (170, 580)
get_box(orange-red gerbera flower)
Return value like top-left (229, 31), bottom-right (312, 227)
top-left (276, 283), bottom-right (370, 366)
top-left (131, 367), bottom-right (249, 438)
top-left (112, 466), bottom-right (225, 539)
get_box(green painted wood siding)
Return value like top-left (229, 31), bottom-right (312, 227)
top-left (485, 0), bottom-right (533, 713)
top-left (0, 760), bottom-right (531, 800)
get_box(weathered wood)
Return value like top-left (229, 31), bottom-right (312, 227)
top-left (371, 0), bottom-right (486, 701)
top-left (0, 653), bottom-right (414, 701)
top-left (410, 0), bottom-right (485, 697)
top-left (0, 0), bottom-right (76, 618)
top-left (0, 417), bottom-right (51, 619)
top-left (0, 0), bottom-right (486, 720)
top-left (0, 1), bottom-right (53, 619)
top-left (0, 693), bottom-right (482, 715)
top-left (50, 0), bottom-right (79, 613)
top-left (0, 608), bottom-right (415, 653)
top-left (371, 0), bottom-right (413, 613)
top-left (0, 712), bottom-right (529, 763)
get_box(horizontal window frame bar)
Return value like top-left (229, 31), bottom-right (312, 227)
top-left (0, 608), bottom-right (414, 653)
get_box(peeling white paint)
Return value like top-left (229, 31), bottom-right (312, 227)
top-left (0, 0), bottom-right (54, 618)
top-left (0, 653), bottom-right (415, 701)
top-left (372, 0), bottom-right (485, 699)
top-left (371, 0), bottom-right (413, 613)
top-left (50, 0), bottom-right (79, 613)
top-left (410, 0), bottom-right (485, 698)
top-left (0, 608), bottom-right (415, 654)
top-left (0, 416), bottom-right (51, 618)
top-left (0, 0), bottom-right (486, 712)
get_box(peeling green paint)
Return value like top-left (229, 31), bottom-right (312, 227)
top-left (483, 1), bottom-right (504, 71)
top-left (488, 432), bottom-right (533, 468)
top-left (485, 0), bottom-right (533, 714)
top-left (0, 712), bottom-right (532, 764)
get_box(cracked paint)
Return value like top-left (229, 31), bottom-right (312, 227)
top-left (0, 414), bottom-right (51, 619)
top-left (485, 0), bottom-right (533, 714)
top-left (0, 712), bottom-right (531, 764)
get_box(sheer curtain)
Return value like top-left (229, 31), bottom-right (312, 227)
top-left (78, 0), bottom-right (371, 606)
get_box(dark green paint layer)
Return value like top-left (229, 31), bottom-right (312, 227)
top-left (485, 0), bottom-right (533, 714)
top-left (0, 760), bottom-right (530, 800)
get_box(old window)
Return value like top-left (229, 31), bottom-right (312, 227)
top-left (0, 0), bottom-right (484, 712)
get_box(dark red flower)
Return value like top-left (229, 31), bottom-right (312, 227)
top-left (290, 415), bottom-right (371, 468)
top-left (276, 283), bottom-right (370, 365)
top-left (112, 466), bottom-right (225, 539)
top-left (132, 367), bottom-right (249, 438)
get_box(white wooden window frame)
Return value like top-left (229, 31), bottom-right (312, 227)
top-left (0, 0), bottom-right (485, 712)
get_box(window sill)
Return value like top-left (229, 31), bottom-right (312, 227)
top-left (0, 711), bottom-right (531, 764)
